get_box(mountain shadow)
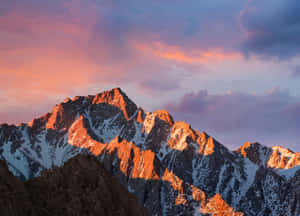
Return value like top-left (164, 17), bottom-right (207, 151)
top-left (0, 154), bottom-right (149, 216)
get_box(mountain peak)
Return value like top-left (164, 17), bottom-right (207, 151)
top-left (94, 88), bottom-right (127, 101)
top-left (153, 110), bottom-right (174, 126)
top-left (236, 142), bottom-right (300, 169)
top-left (237, 141), bottom-right (266, 155)
top-left (42, 88), bottom-right (137, 130)
top-left (235, 142), bottom-right (272, 166)
top-left (271, 145), bottom-right (295, 154)
top-left (268, 146), bottom-right (300, 169)
top-left (92, 88), bottom-right (137, 120)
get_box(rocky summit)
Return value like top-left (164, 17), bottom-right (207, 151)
top-left (0, 88), bottom-right (299, 216)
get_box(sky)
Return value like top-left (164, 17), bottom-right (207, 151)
top-left (1, 0), bottom-right (300, 151)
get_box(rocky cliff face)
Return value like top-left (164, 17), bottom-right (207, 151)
top-left (236, 142), bottom-right (300, 169)
top-left (0, 88), bottom-right (299, 216)
top-left (0, 154), bottom-right (149, 216)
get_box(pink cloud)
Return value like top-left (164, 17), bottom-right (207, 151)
top-left (0, 1), bottom-right (251, 124)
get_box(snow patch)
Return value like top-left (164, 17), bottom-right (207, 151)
top-left (276, 165), bottom-right (300, 180)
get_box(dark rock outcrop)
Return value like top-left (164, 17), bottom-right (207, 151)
top-left (0, 155), bottom-right (149, 216)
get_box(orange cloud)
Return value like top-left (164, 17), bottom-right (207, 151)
top-left (135, 41), bottom-right (242, 64)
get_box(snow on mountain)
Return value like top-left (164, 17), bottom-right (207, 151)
top-left (236, 141), bottom-right (300, 182)
top-left (0, 87), bottom-right (299, 216)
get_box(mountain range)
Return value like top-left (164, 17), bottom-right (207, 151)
top-left (0, 88), bottom-right (299, 216)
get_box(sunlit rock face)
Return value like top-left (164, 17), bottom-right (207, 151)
top-left (236, 142), bottom-right (300, 169)
top-left (0, 88), bottom-right (299, 216)
top-left (268, 146), bottom-right (300, 169)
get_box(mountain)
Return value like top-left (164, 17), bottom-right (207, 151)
top-left (236, 142), bottom-right (300, 169)
top-left (0, 87), bottom-right (299, 216)
top-left (0, 154), bottom-right (149, 216)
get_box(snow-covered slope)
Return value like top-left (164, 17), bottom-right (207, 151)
top-left (236, 142), bottom-right (300, 180)
top-left (0, 88), bottom-right (299, 216)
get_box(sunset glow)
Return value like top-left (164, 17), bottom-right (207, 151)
top-left (135, 42), bottom-right (242, 64)
top-left (1, 0), bottom-right (300, 151)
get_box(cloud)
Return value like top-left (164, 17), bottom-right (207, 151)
top-left (290, 65), bottom-right (300, 77)
top-left (240, 0), bottom-right (300, 59)
top-left (0, 92), bottom-right (59, 124)
top-left (165, 88), bottom-right (300, 150)
top-left (1, 0), bottom-right (299, 135)
top-left (0, 0), bottom-right (245, 103)
top-left (135, 42), bottom-right (241, 64)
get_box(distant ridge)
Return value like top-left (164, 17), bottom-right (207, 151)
top-left (236, 142), bottom-right (300, 169)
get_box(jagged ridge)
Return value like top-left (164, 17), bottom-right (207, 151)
top-left (0, 88), bottom-right (299, 216)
